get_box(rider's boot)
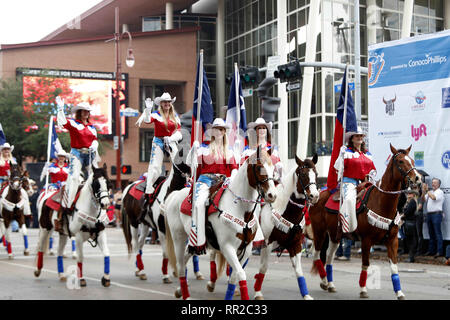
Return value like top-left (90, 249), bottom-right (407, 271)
top-left (54, 208), bottom-right (64, 233)
top-left (139, 193), bottom-right (151, 223)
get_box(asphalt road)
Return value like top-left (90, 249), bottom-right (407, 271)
top-left (0, 227), bottom-right (448, 301)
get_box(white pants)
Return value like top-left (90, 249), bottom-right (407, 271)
top-left (339, 182), bottom-right (357, 233)
top-left (20, 189), bottom-right (31, 216)
top-left (145, 142), bottom-right (164, 194)
top-left (190, 182), bottom-right (210, 248)
top-left (63, 154), bottom-right (95, 209)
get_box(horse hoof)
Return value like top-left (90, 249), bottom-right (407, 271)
top-left (139, 274), bottom-right (147, 280)
top-left (24, 251), bottom-right (29, 256)
top-left (328, 286), bottom-right (337, 293)
top-left (60, 276), bottom-right (67, 282)
top-left (163, 277), bottom-right (172, 284)
top-left (206, 281), bottom-right (215, 292)
top-left (8, 255), bottom-right (13, 260)
top-left (72, 254), bottom-right (77, 260)
top-left (101, 277), bottom-right (111, 287)
top-left (196, 273), bottom-right (205, 280)
top-left (80, 279), bottom-right (87, 287)
top-left (360, 291), bottom-right (369, 298)
top-left (34, 270), bottom-right (41, 277)
top-left (49, 252), bottom-right (55, 256)
top-left (303, 295), bottom-right (314, 300)
top-left (254, 295), bottom-right (264, 300)
top-left (320, 282), bottom-right (328, 291)
top-left (174, 287), bottom-right (182, 299)
top-left (397, 293), bottom-right (406, 300)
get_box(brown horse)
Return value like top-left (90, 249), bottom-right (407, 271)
top-left (309, 144), bottom-right (422, 300)
top-left (0, 163), bottom-right (31, 258)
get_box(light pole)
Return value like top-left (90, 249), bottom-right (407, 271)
top-left (111, 6), bottom-right (135, 190)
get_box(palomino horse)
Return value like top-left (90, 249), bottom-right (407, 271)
top-left (121, 155), bottom-right (203, 282)
top-left (165, 145), bottom-right (277, 300)
top-left (34, 164), bottom-right (112, 287)
top-left (254, 154), bottom-right (319, 300)
top-left (309, 144), bottom-right (422, 300)
top-left (0, 164), bottom-right (31, 258)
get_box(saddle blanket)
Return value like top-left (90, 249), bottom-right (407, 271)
top-left (181, 185), bottom-right (227, 216)
top-left (129, 181), bottom-right (145, 201)
top-left (45, 188), bottom-right (82, 211)
top-left (324, 185), bottom-right (372, 214)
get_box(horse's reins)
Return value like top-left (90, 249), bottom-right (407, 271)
top-left (295, 165), bottom-right (317, 205)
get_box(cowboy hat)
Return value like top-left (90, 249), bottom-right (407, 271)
top-left (247, 118), bottom-right (272, 132)
top-left (154, 92), bottom-right (176, 106)
top-left (0, 143), bottom-right (14, 152)
top-left (345, 126), bottom-right (366, 143)
top-left (71, 102), bottom-right (93, 114)
top-left (206, 118), bottom-right (231, 131)
top-left (56, 150), bottom-right (68, 158)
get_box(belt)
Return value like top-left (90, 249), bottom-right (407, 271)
top-left (73, 148), bottom-right (91, 155)
top-left (427, 211), bottom-right (442, 214)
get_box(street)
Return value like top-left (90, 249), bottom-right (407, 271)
top-left (0, 227), bottom-right (448, 301)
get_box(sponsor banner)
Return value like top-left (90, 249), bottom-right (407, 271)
top-left (369, 30), bottom-right (450, 240)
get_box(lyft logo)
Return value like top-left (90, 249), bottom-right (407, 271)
top-left (411, 124), bottom-right (427, 141)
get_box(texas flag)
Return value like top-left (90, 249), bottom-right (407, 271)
top-left (48, 116), bottom-right (64, 159)
top-left (326, 68), bottom-right (357, 191)
top-left (191, 55), bottom-right (214, 146)
top-left (225, 68), bottom-right (247, 146)
top-left (0, 123), bottom-right (6, 146)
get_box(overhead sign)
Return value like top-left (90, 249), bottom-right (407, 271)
top-left (266, 56), bottom-right (281, 78)
top-left (120, 107), bottom-right (139, 117)
top-left (368, 29), bottom-right (450, 240)
top-left (286, 81), bottom-right (301, 92)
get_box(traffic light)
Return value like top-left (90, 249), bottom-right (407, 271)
top-left (239, 66), bottom-right (260, 87)
top-left (121, 165), bottom-right (132, 174)
top-left (274, 61), bottom-right (302, 83)
top-left (256, 77), bottom-right (281, 123)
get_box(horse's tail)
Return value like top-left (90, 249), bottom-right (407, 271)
top-left (216, 251), bottom-right (226, 279)
top-left (121, 196), bottom-right (133, 255)
top-left (164, 214), bottom-right (178, 278)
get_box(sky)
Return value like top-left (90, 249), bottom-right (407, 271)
top-left (0, 0), bottom-right (103, 44)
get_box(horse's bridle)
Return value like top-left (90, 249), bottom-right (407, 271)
top-left (251, 157), bottom-right (276, 199)
top-left (92, 176), bottom-right (110, 209)
top-left (9, 174), bottom-right (23, 191)
top-left (295, 165), bottom-right (317, 203)
top-left (392, 152), bottom-right (417, 188)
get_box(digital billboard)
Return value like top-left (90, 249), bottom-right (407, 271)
top-left (18, 68), bottom-right (128, 137)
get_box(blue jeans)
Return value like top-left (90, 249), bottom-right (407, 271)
top-left (426, 212), bottom-right (443, 255)
top-left (336, 238), bottom-right (353, 258)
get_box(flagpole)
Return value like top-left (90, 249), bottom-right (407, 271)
top-left (44, 116), bottom-right (53, 196)
top-left (338, 65), bottom-right (349, 228)
top-left (234, 63), bottom-right (240, 132)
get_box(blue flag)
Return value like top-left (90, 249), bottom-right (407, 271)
top-left (49, 117), bottom-right (63, 159)
top-left (0, 123), bottom-right (6, 146)
top-left (191, 55), bottom-right (214, 145)
top-left (226, 71), bottom-right (247, 145)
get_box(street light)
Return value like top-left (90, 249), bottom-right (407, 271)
top-left (108, 7), bottom-right (135, 190)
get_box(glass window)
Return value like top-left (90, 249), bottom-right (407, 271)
top-left (288, 91), bottom-right (299, 118)
top-left (142, 17), bottom-right (162, 32)
top-left (289, 12), bottom-right (297, 32)
top-left (325, 116), bottom-right (335, 142)
top-left (239, 9), bottom-right (245, 34)
top-left (383, 0), bottom-right (398, 10)
top-left (289, 0), bottom-right (297, 13)
top-left (259, 43), bottom-right (267, 67)
top-left (414, 16), bottom-right (429, 34)
top-left (245, 5), bottom-right (252, 32)
top-left (140, 129), bottom-right (154, 162)
top-left (252, 2), bottom-right (259, 29)
top-left (200, 22), bottom-right (215, 40)
top-left (324, 73), bottom-right (334, 113)
top-left (266, 0), bottom-right (274, 22)
top-left (361, 76), bottom-right (368, 117)
top-left (414, 0), bottom-right (429, 16)
top-left (382, 11), bottom-right (400, 29)
top-left (259, 25), bottom-right (267, 43)
top-left (288, 120), bottom-right (298, 159)
top-left (430, 0), bottom-right (443, 18)
top-left (430, 19), bottom-right (444, 33)
top-left (252, 29), bottom-right (259, 46)
top-left (298, 9), bottom-right (306, 27)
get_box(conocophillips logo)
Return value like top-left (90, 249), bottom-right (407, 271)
top-left (408, 53), bottom-right (447, 67)
top-left (368, 52), bottom-right (385, 86)
top-left (412, 91), bottom-right (426, 111)
top-left (414, 151), bottom-right (424, 167)
top-left (442, 151), bottom-right (450, 169)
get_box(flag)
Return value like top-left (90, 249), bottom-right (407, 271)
top-left (326, 69), bottom-right (357, 191)
top-left (0, 123), bottom-right (6, 146)
top-left (191, 55), bottom-right (214, 146)
top-left (49, 116), bottom-right (64, 159)
top-left (225, 69), bottom-right (247, 146)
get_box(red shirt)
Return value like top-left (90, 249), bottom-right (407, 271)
top-left (145, 111), bottom-right (181, 137)
top-left (343, 148), bottom-right (376, 181)
top-left (48, 163), bottom-right (69, 183)
top-left (196, 145), bottom-right (238, 177)
top-left (63, 119), bottom-right (97, 149)
top-left (0, 161), bottom-right (10, 177)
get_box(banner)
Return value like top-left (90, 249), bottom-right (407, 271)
top-left (368, 30), bottom-right (450, 240)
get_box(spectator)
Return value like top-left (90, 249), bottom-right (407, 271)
top-left (423, 178), bottom-right (445, 257)
top-left (336, 238), bottom-right (353, 261)
top-left (401, 189), bottom-right (418, 262)
top-left (415, 183), bottom-right (426, 255)
top-left (29, 183), bottom-right (40, 228)
top-left (445, 244), bottom-right (450, 266)
top-left (113, 188), bottom-right (122, 227)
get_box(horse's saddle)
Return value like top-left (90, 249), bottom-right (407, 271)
top-left (325, 182), bottom-right (374, 215)
top-left (180, 178), bottom-right (227, 217)
top-left (45, 184), bottom-right (83, 211)
top-left (129, 176), bottom-right (166, 202)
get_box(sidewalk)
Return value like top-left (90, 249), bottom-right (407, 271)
top-left (349, 249), bottom-right (448, 266)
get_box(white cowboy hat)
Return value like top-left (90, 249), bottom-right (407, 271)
top-left (247, 118), bottom-right (272, 132)
top-left (71, 102), bottom-right (93, 114)
top-left (154, 92), bottom-right (176, 106)
top-left (0, 143), bottom-right (14, 152)
top-left (345, 126), bottom-right (366, 143)
top-left (56, 150), bottom-right (68, 158)
top-left (206, 118), bottom-right (231, 131)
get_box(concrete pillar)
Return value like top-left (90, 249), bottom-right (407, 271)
top-left (166, 2), bottom-right (173, 30)
top-left (216, 0), bottom-right (225, 112)
top-left (367, 0), bottom-right (377, 45)
top-left (277, 0), bottom-right (289, 165)
top-left (401, 0), bottom-right (414, 38)
top-left (296, 0), bottom-right (321, 159)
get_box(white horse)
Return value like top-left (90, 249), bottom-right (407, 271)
top-left (254, 155), bottom-right (320, 300)
top-left (34, 164), bottom-right (112, 287)
top-left (165, 146), bottom-right (277, 300)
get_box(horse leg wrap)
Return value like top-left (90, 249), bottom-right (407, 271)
top-left (391, 274), bottom-right (401, 293)
top-left (225, 283), bottom-right (236, 300)
top-left (239, 280), bottom-right (250, 300)
top-left (1, 236), bottom-right (5, 246)
top-left (77, 263), bottom-right (83, 278)
top-left (314, 259), bottom-right (327, 279)
top-left (162, 258), bottom-right (169, 275)
top-left (136, 253), bottom-right (144, 271)
top-left (193, 255), bottom-right (200, 273)
top-left (71, 240), bottom-right (76, 252)
top-left (254, 273), bottom-right (265, 292)
top-left (179, 276), bottom-right (190, 300)
top-left (297, 276), bottom-right (309, 297)
top-left (326, 265), bottom-right (333, 283)
top-left (23, 235), bottom-right (28, 249)
top-left (37, 251), bottom-right (44, 270)
top-left (359, 270), bottom-right (368, 288)
top-left (7, 242), bottom-right (12, 254)
top-left (57, 256), bottom-right (64, 274)
top-left (49, 237), bottom-right (53, 249)
top-left (104, 257), bottom-right (110, 275)
top-left (210, 261), bottom-right (217, 283)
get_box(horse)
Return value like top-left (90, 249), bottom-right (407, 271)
top-left (121, 153), bottom-right (204, 282)
top-left (0, 163), bottom-right (32, 258)
top-left (253, 154), bottom-right (319, 300)
top-left (165, 145), bottom-right (277, 300)
top-left (308, 144), bottom-right (422, 300)
top-left (34, 164), bottom-right (112, 287)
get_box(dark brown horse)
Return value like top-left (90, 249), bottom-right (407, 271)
top-left (121, 155), bottom-right (192, 282)
top-left (309, 144), bottom-right (422, 300)
top-left (0, 163), bottom-right (31, 258)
